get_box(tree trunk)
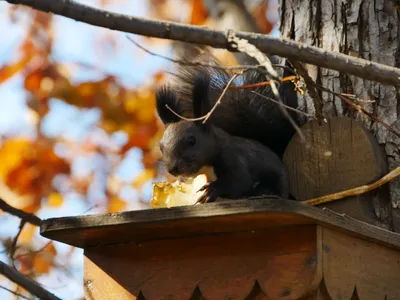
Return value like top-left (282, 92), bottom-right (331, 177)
top-left (279, 0), bottom-right (400, 228)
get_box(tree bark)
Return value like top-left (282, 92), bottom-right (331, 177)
top-left (279, 0), bottom-right (400, 225)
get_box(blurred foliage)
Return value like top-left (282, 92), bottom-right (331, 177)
top-left (0, 0), bottom-right (276, 297)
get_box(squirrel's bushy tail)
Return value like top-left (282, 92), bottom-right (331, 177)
top-left (157, 47), bottom-right (301, 157)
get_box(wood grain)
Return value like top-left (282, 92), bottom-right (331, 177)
top-left (84, 226), bottom-right (321, 300)
top-left (283, 117), bottom-right (392, 228)
top-left (321, 227), bottom-right (400, 300)
top-left (284, 117), bottom-right (388, 200)
top-left (40, 198), bottom-right (400, 251)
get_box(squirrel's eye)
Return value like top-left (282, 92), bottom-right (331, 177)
top-left (187, 136), bottom-right (196, 146)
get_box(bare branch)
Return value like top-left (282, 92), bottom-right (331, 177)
top-left (305, 167), bottom-right (400, 206)
top-left (9, 220), bottom-right (26, 267)
top-left (0, 198), bottom-right (41, 226)
top-left (4, 0), bottom-right (400, 86)
top-left (203, 73), bottom-right (241, 124)
top-left (313, 83), bottom-right (400, 138)
top-left (0, 284), bottom-right (31, 300)
top-left (0, 260), bottom-right (61, 300)
top-left (251, 91), bottom-right (313, 118)
top-left (229, 75), bottom-right (298, 90)
top-left (126, 35), bottom-right (294, 73)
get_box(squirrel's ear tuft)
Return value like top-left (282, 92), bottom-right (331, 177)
top-left (192, 72), bottom-right (211, 120)
top-left (156, 86), bottom-right (181, 124)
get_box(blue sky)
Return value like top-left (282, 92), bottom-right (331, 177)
top-left (0, 1), bottom-right (280, 299)
top-left (0, 1), bottom-right (174, 299)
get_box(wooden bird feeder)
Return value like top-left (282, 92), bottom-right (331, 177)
top-left (40, 117), bottom-right (400, 300)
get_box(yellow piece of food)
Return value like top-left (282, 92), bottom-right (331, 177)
top-left (150, 174), bottom-right (208, 208)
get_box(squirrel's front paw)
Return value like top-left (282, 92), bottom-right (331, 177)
top-left (195, 182), bottom-right (219, 204)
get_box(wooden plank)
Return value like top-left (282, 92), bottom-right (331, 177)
top-left (283, 117), bottom-right (393, 228)
top-left (321, 227), bottom-right (400, 300)
top-left (283, 117), bottom-right (388, 200)
top-left (84, 226), bottom-right (321, 300)
top-left (84, 258), bottom-right (136, 300)
top-left (40, 198), bottom-right (400, 251)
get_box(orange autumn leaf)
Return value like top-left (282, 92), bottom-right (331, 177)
top-left (153, 71), bottom-right (165, 84)
top-left (33, 254), bottom-right (51, 274)
top-left (0, 54), bottom-right (34, 84)
top-left (77, 81), bottom-right (97, 98)
top-left (0, 138), bottom-right (70, 204)
top-left (47, 192), bottom-right (63, 207)
top-left (0, 139), bottom-right (31, 179)
top-left (33, 242), bottom-right (57, 274)
top-left (22, 202), bottom-right (41, 214)
top-left (122, 127), bottom-right (157, 152)
top-left (108, 197), bottom-right (127, 213)
top-left (42, 241), bottom-right (57, 256)
top-left (136, 99), bottom-right (156, 123)
top-left (123, 91), bottom-right (140, 113)
top-left (252, 1), bottom-right (273, 34)
top-left (24, 68), bottom-right (43, 91)
top-left (189, 0), bottom-right (208, 25)
top-left (17, 254), bottom-right (34, 275)
top-left (6, 162), bottom-right (41, 195)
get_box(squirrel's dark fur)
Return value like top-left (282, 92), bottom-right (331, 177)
top-left (157, 50), bottom-right (300, 158)
top-left (157, 69), bottom-right (290, 203)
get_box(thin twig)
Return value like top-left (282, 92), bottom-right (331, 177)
top-left (203, 73), bottom-right (241, 124)
top-left (9, 220), bottom-right (26, 267)
top-left (313, 83), bottom-right (400, 138)
top-left (0, 284), bottom-right (30, 300)
top-left (304, 167), bottom-right (400, 206)
top-left (0, 260), bottom-right (61, 300)
top-left (165, 105), bottom-right (206, 122)
top-left (15, 241), bottom-right (52, 259)
top-left (251, 91), bottom-right (313, 117)
top-left (0, 198), bottom-right (41, 226)
top-left (165, 72), bottom-right (244, 123)
top-left (340, 93), bottom-right (376, 103)
top-left (5, 0), bottom-right (400, 86)
top-left (229, 75), bottom-right (297, 90)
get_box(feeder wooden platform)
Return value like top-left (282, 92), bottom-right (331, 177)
top-left (41, 198), bottom-right (400, 300)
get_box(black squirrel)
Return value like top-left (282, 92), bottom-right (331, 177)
top-left (156, 68), bottom-right (293, 203)
top-left (160, 51), bottom-right (300, 158)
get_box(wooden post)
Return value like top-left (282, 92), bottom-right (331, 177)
top-left (283, 117), bottom-right (393, 230)
top-left (40, 199), bottom-right (400, 300)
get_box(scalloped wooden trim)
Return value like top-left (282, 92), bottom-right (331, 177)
top-left (83, 225), bottom-right (320, 300)
top-left (321, 227), bottom-right (400, 300)
top-left (244, 281), bottom-right (271, 300)
top-left (82, 225), bottom-right (400, 300)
